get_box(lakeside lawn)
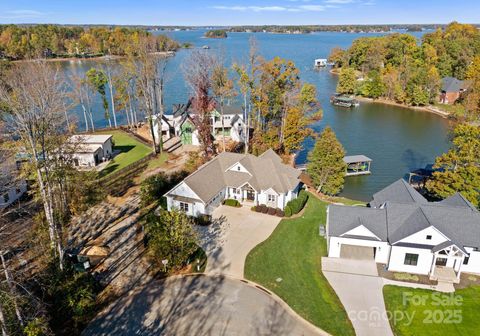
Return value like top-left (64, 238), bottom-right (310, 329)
top-left (384, 285), bottom-right (480, 336)
top-left (244, 194), bottom-right (355, 336)
top-left (97, 130), bottom-right (152, 177)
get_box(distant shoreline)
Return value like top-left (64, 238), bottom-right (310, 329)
top-left (329, 68), bottom-right (450, 119)
top-left (12, 51), bottom-right (175, 64)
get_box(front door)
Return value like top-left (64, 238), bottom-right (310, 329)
top-left (436, 258), bottom-right (448, 266)
top-left (246, 190), bottom-right (255, 201)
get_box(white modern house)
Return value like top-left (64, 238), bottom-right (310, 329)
top-left (165, 149), bottom-right (302, 217)
top-left (153, 103), bottom-right (248, 147)
top-left (69, 134), bottom-right (113, 167)
top-left (326, 179), bottom-right (480, 283)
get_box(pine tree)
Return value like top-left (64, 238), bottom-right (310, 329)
top-left (307, 127), bottom-right (346, 195)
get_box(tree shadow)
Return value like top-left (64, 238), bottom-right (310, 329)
top-left (114, 145), bottom-right (135, 154)
top-left (401, 149), bottom-right (429, 171)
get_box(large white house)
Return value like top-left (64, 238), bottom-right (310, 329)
top-left (165, 149), bottom-right (302, 217)
top-left (152, 103), bottom-right (247, 147)
top-left (69, 134), bottom-right (113, 167)
top-left (327, 179), bottom-right (480, 283)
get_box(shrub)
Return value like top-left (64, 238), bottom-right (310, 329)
top-left (267, 207), bottom-right (276, 215)
top-left (275, 208), bottom-right (285, 217)
top-left (257, 204), bottom-right (267, 213)
top-left (195, 214), bottom-right (212, 226)
top-left (223, 199), bottom-right (241, 207)
top-left (261, 206), bottom-right (269, 214)
top-left (286, 190), bottom-right (309, 215)
top-left (251, 206), bottom-right (256, 212)
top-left (284, 205), bottom-right (292, 217)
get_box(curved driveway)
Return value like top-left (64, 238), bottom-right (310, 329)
top-left (83, 275), bottom-right (322, 336)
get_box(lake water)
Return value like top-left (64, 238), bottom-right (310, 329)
top-left (59, 29), bottom-right (450, 201)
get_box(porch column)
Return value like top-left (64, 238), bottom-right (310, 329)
top-left (430, 254), bottom-right (437, 277)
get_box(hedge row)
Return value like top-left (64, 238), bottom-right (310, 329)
top-left (251, 204), bottom-right (284, 217)
top-left (284, 190), bottom-right (308, 217)
top-left (223, 199), bottom-right (241, 207)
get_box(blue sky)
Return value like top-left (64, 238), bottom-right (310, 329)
top-left (0, 0), bottom-right (479, 26)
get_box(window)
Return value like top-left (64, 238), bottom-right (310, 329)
top-left (179, 202), bottom-right (189, 212)
top-left (3, 194), bottom-right (9, 203)
top-left (463, 256), bottom-right (470, 265)
top-left (268, 195), bottom-right (276, 202)
top-left (237, 166), bottom-right (241, 171)
top-left (426, 235), bottom-right (432, 240)
top-left (404, 253), bottom-right (419, 266)
top-left (232, 188), bottom-right (237, 194)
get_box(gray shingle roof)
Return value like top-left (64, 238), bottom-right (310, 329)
top-left (370, 179), bottom-right (428, 208)
top-left (442, 76), bottom-right (465, 93)
top-left (344, 155), bottom-right (372, 164)
top-left (328, 179), bottom-right (480, 251)
top-left (167, 149), bottom-right (301, 204)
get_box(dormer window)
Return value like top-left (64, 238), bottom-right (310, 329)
top-left (426, 235), bottom-right (432, 240)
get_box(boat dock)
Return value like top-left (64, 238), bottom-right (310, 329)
top-left (295, 154), bottom-right (372, 177)
top-left (330, 94), bottom-right (359, 108)
top-left (344, 155), bottom-right (372, 176)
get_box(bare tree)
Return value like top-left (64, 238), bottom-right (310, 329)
top-left (130, 36), bottom-right (168, 154)
top-left (71, 70), bottom-right (95, 131)
top-left (102, 58), bottom-right (118, 128)
top-left (0, 61), bottom-right (69, 270)
top-left (183, 50), bottom-right (217, 158)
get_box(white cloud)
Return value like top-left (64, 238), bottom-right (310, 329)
top-left (213, 3), bottom-right (329, 12)
top-left (299, 5), bottom-right (326, 11)
top-left (324, 0), bottom-right (355, 3)
top-left (0, 9), bottom-right (46, 19)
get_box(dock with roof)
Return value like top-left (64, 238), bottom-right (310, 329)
top-left (344, 155), bottom-right (372, 176)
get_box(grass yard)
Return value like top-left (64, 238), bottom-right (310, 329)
top-left (244, 194), bottom-right (355, 336)
top-left (146, 152), bottom-right (168, 171)
top-left (384, 285), bottom-right (480, 336)
top-left (97, 130), bottom-right (152, 177)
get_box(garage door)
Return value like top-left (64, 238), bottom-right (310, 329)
top-left (340, 244), bottom-right (374, 260)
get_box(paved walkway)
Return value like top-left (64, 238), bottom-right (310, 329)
top-left (82, 275), bottom-right (323, 336)
top-left (322, 257), bottom-right (394, 336)
top-left (197, 205), bottom-right (281, 277)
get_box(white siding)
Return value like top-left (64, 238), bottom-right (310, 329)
top-left (72, 152), bottom-right (98, 167)
top-left (342, 225), bottom-right (381, 240)
top-left (228, 162), bottom-right (250, 174)
top-left (328, 236), bottom-right (390, 263)
top-left (461, 248), bottom-right (480, 275)
top-left (0, 180), bottom-right (27, 208)
top-left (396, 226), bottom-right (448, 246)
top-left (388, 246), bottom-right (434, 275)
top-left (102, 139), bottom-right (113, 157)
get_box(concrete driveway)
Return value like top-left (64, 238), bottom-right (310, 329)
top-left (322, 257), bottom-right (393, 336)
top-left (197, 205), bottom-right (281, 277)
top-left (82, 275), bottom-right (322, 336)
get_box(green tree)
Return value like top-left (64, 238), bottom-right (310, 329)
top-left (336, 67), bottom-right (357, 94)
top-left (426, 124), bottom-right (480, 207)
top-left (86, 68), bottom-right (111, 127)
top-left (307, 127), bottom-right (346, 195)
top-left (145, 209), bottom-right (199, 271)
top-left (361, 70), bottom-right (385, 98)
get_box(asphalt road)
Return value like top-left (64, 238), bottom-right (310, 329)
top-left (82, 274), bottom-right (321, 336)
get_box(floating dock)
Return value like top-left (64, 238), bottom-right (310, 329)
top-left (344, 155), bottom-right (372, 176)
top-left (330, 94), bottom-right (359, 108)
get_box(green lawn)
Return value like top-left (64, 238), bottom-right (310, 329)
top-left (384, 285), bottom-right (480, 336)
top-left (97, 130), bottom-right (152, 177)
top-left (244, 194), bottom-right (355, 336)
top-left (146, 152), bottom-right (168, 171)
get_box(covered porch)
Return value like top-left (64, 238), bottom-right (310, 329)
top-left (227, 183), bottom-right (258, 206)
top-left (429, 243), bottom-right (466, 284)
top-left (344, 155), bottom-right (372, 176)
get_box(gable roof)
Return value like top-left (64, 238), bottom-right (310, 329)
top-left (166, 149), bottom-right (301, 204)
top-left (329, 179), bottom-right (480, 251)
top-left (370, 179), bottom-right (427, 208)
top-left (70, 134), bottom-right (112, 145)
top-left (442, 76), bottom-right (465, 93)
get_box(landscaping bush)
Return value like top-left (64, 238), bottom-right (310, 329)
top-left (393, 272), bottom-right (419, 282)
top-left (275, 208), bottom-right (285, 217)
top-left (223, 199), bottom-right (241, 207)
top-left (284, 205), bottom-right (292, 217)
top-left (195, 214), bottom-right (212, 226)
top-left (251, 206), bottom-right (257, 212)
top-left (257, 204), bottom-right (267, 213)
top-left (267, 207), bottom-right (276, 216)
top-left (286, 190), bottom-right (309, 215)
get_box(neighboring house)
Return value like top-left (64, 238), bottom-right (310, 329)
top-left (165, 149), bottom-right (302, 217)
top-left (70, 134), bottom-right (113, 167)
top-left (151, 114), bottom-right (174, 143)
top-left (0, 151), bottom-right (27, 208)
top-left (439, 76), bottom-right (467, 104)
top-left (326, 179), bottom-right (480, 283)
top-left (158, 102), bottom-right (248, 146)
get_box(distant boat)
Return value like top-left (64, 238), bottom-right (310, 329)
top-left (330, 94), bottom-right (359, 108)
top-left (202, 45), bottom-right (210, 49)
